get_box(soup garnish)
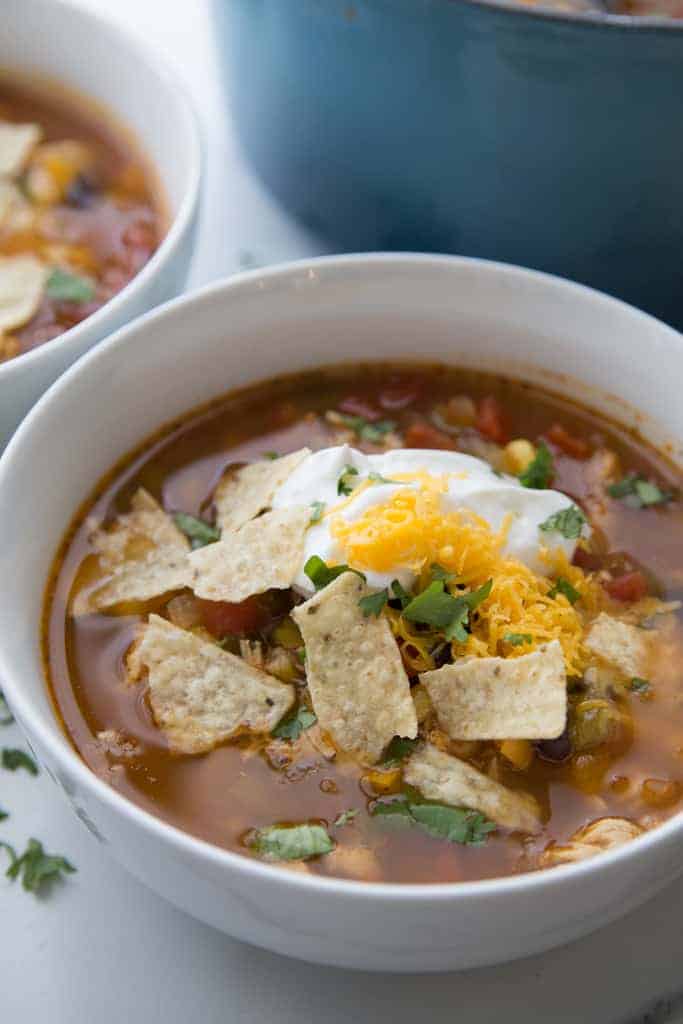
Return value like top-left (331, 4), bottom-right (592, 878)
top-left (0, 78), bottom-right (161, 362)
top-left (45, 365), bottom-right (683, 883)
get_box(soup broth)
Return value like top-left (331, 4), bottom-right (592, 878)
top-left (45, 364), bottom-right (683, 884)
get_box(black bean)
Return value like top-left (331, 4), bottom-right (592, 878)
top-left (65, 174), bottom-right (98, 209)
top-left (535, 727), bottom-right (572, 764)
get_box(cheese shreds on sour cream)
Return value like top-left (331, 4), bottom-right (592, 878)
top-left (271, 446), bottom-right (588, 596)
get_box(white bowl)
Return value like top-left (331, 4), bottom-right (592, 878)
top-left (0, 0), bottom-right (201, 446)
top-left (1, 255), bottom-right (682, 972)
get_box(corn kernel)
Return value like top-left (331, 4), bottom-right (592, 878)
top-left (499, 739), bottom-right (533, 770)
top-left (504, 439), bottom-right (536, 475)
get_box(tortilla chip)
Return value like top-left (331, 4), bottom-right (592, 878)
top-left (0, 121), bottom-right (41, 177)
top-left (129, 614), bottom-right (295, 754)
top-left (291, 572), bottom-right (417, 764)
top-left (0, 255), bottom-right (48, 333)
top-left (189, 506), bottom-right (309, 603)
top-left (0, 180), bottom-right (20, 228)
top-left (421, 640), bottom-right (566, 740)
top-left (76, 488), bottom-right (191, 613)
top-left (585, 613), bottom-right (650, 679)
top-left (404, 742), bottom-right (542, 833)
top-left (214, 448), bottom-right (310, 532)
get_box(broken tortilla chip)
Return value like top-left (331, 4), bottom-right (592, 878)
top-left (291, 572), bottom-right (417, 764)
top-left (213, 448), bottom-right (310, 532)
top-left (404, 743), bottom-right (542, 833)
top-left (0, 255), bottom-right (48, 333)
top-left (586, 613), bottom-right (650, 679)
top-left (189, 506), bottom-right (309, 602)
top-left (75, 488), bottom-right (191, 613)
top-left (421, 640), bottom-right (566, 741)
top-left (128, 615), bottom-right (295, 755)
top-left (0, 121), bottom-right (41, 177)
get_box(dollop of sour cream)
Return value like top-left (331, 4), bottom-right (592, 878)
top-left (271, 446), bottom-right (588, 596)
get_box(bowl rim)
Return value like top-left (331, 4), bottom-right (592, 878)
top-left (2, 251), bottom-right (682, 902)
top-left (439, 0), bottom-right (683, 32)
top-left (0, 0), bottom-right (202, 383)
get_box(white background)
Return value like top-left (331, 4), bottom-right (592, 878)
top-left (1, 1), bottom-right (682, 1020)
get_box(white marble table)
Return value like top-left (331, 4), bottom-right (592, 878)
top-left (1, 1), bottom-right (682, 1020)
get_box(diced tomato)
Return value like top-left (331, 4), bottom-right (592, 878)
top-left (572, 545), bottom-right (603, 572)
top-left (603, 571), bottom-right (649, 603)
top-left (404, 420), bottom-right (456, 450)
top-left (337, 396), bottom-right (382, 421)
top-left (476, 396), bottom-right (510, 445)
top-left (198, 596), bottom-right (270, 637)
top-left (547, 423), bottom-right (591, 460)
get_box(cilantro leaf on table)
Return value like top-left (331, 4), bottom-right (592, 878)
top-left (0, 690), bottom-right (13, 725)
top-left (2, 748), bottom-right (38, 775)
top-left (1, 839), bottom-right (76, 894)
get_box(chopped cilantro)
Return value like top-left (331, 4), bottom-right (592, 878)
top-left (539, 504), bottom-right (586, 540)
top-left (173, 511), bottom-right (220, 549)
top-left (309, 500), bottom-right (326, 524)
top-left (403, 579), bottom-right (492, 643)
top-left (358, 589), bottom-right (389, 617)
top-left (2, 748), bottom-right (38, 775)
top-left (0, 690), bottom-right (13, 725)
top-left (1, 838), bottom-right (76, 894)
top-left (628, 677), bottom-right (651, 695)
top-left (272, 706), bottom-right (317, 741)
top-left (337, 414), bottom-right (397, 444)
top-left (249, 823), bottom-right (334, 861)
top-left (46, 267), bottom-right (95, 303)
top-left (504, 632), bottom-right (533, 646)
top-left (367, 470), bottom-right (400, 485)
top-left (337, 464), bottom-right (359, 496)
top-left (519, 441), bottom-right (554, 489)
top-left (390, 579), bottom-right (412, 609)
top-left (608, 474), bottom-right (671, 508)
top-left (0, 806), bottom-right (7, 821)
top-left (333, 809), bottom-right (358, 827)
top-left (370, 798), bottom-right (415, 823)
top-left (548, 577), bottom-right (580, 605)
top-left (296, 646), bottom-right (306, 664)
top-left (383, 736), bottom-right (419, 763)
top-left (409, 803), bottom-right (496, 846)
top-left (430, 563), bottom-right (455, 583)
top-left (262, 451), bottom-right (280, 460)
top-left (371, 798), bottom-right (495, 846)
top-left (303, 555), bottom-right (365, 590)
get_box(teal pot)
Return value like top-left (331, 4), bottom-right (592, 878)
top-left (220, 0), bottom-right (683, 327)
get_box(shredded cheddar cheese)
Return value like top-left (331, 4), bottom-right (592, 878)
top-left (331, 484), bottom-right (603, 676)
